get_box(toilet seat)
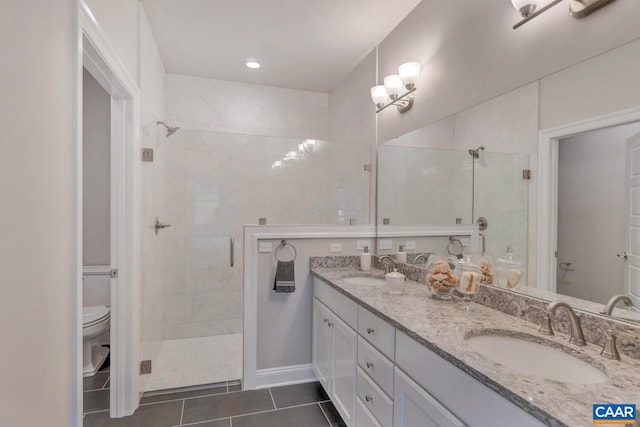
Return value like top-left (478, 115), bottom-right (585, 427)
top-left (83, 306), bottom-right (110, 328)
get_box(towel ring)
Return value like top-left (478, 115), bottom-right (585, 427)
top-left (275, 240), bottom-right (297, 262)
top-left (447, 237), bottom-right (463, 258)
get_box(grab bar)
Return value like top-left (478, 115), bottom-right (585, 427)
top-left (230, 237), bottom-right (235, 267)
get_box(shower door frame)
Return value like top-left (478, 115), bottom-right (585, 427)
top-left (77, 1), bottom-right (141, 422)
top-left (537, 106), bottom-right (640, 293)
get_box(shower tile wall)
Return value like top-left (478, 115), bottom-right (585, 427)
top-left (473, 152), bottom-right (529, 264)
top-left (163, 129), bottom-right (371, 339)
top-left (377, 145), bottom-right (466, 226)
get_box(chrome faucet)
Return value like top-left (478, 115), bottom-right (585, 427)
top-left (379, 255), bottom-right (397, 273)
top-left (601, 294), bottom-right (635, 315)
top-left (413, 252), bottom-right (432, 265)
top-left (539, 301), bottom-right (587, 346)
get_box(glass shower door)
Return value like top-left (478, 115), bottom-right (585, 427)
top-left (143, 128), bottom-right (371, 392)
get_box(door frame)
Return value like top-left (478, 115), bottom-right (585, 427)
top-left (77, 1), bottom-right (141, 421)
top-left (537, 106), bottom-right (640, 292)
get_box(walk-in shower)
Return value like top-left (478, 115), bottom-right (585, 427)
top-left (141, 127), bottom-right (371, 393)
top-left (157, 121), bottom-right (180, 137)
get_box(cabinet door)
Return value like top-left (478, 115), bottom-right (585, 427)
top-left (332, 314), bottom-right (358, 427)
top-left (394, 368), bottom-right (466, 427)
top-left (312, 298), bottom-right (332, 392)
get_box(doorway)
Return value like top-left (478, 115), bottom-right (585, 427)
top-left (77, 4), bottom-right (142, 421)
top-left (81, 66), bottom-right (113, 416)
top-left (556, 122), bottom-right (640, 303)
top-left (537, 107), bottom-right (640, 305)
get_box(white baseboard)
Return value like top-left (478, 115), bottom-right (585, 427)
top-left (255, 364), bottom-right (317, 389)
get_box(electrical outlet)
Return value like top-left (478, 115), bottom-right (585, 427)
top-left (330, 242), bottom-right (342, 253)
top-left (405, 241), bottom-right (416, 250)
top-left (258, 242), bottom-right (273, 253)
top-left (378, 239), bottom-right (392, 250)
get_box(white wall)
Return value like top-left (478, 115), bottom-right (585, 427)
top-left (256, 238), bottom-right (365, 370)
top-left (374, 0), bottom-right (640, 143)
top-left (328, 49), bottom-right (377, 145)
top-left (84, 0), bottom-right (139, 81)
top-left (138, 3), bottom-right (167, 393)
top-left (0, 1), bottom-right (76, 425)
top-left (166, 74), bottom-right (329, 139)
top-left (539, 39), bottom-right (640, 129)
top-left (83, 68), bottom-right (111, 266)
top-left (557, 122), bottom-right (640, 303)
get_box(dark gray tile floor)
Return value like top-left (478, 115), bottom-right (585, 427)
top-left (84, 380), bottom-right (344, 427)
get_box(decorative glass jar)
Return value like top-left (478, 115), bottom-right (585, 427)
top-left (426, 254), bottom-right (457, 300)
top-left (495, 246), bottom-right (525, 289)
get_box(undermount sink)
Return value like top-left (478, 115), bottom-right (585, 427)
top-left (465, 331), bottom-right (607, 384)
top-left (341, 275), bottom-right (386, 286)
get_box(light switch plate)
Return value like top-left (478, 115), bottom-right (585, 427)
top-left (356, 240), bottom-right (372, 250)
top-left (405, 241), bottom-right (416, 251)
top-left (378, 239), bottom-right (392, 250)
top-left (258, 242), bottom-right (273, 253)
top-left (330, 242), bottom-right (342, 253)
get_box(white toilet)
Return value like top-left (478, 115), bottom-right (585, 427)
top-left (83, 306), bottom-right (110, 377)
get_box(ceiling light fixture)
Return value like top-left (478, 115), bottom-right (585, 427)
top-left (370, 62), bottom-right (420, 114)
top-left (246, 60), bottom-right (262, 69)
top-left (512, 0), bottom-right (616, 29)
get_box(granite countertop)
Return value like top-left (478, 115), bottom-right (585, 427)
top-left (311, 266), bottom-right (640, 427)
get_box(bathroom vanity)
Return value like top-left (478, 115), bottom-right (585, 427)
top-left (311, 265), bottom-right (640, 427)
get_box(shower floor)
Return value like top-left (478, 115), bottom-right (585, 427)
top-left (145, 334), bottom-right (242, 392)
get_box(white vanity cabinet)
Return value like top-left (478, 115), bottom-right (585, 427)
top-left (313, 277), bottom-right (546, 427)
top-left (394, 368), bottom-right (465, 427)
top-left (395, 332), bottom-right (545, 427)
top-left (313, 281), bottom-right (358, 427)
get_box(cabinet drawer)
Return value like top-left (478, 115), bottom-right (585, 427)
top-left (358, 306), bottom-right (395, 360)
top-left (357, 337), bottom-right (394, 397)
top-left (314, 278), bottom-right (357, 329)
top-left (357, 367), bottom-right (393, 427)
top-left (395, 331), bottom-right (544, 427)
top-left (357, 397), bottom-right (383, 427)
top-left (394, 367), bottom-right (465, 427)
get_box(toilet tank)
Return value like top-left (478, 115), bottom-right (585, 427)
top-left (83, 265), bottom-right (111, 307)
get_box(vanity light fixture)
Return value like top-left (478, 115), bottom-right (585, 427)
top-left (512, 0), bottom-right (617, 29)
top-left (370, 62), bottom-right (420, 113)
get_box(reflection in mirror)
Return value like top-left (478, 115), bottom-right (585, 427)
top-left (376, 141), bottom-right (529, 282)
top-left (377, 145), bottom-right (472, 226)
top-left (555, 122), bottom-right (640, 322)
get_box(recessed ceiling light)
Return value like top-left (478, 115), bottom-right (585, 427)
top-left (246, 60), bottom-right (262, 69)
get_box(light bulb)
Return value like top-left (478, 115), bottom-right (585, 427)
top-left (383, 75), bottom-right (403, 100)
top-left (370, 85), bottom-right (388, 108)
top-left (398, 62), bottom-right (420, 90)
top-left (511, 0), bottom-right (539, 17)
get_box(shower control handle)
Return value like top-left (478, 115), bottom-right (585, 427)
top-left (154, 217), bottom-right (171, 235)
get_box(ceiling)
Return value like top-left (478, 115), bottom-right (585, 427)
top-left (141, 0), bottom-right (422, 93)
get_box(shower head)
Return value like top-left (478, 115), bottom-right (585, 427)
top-left (468, 145), bottom-right (485, 159)
top-left (157, 121), bottom-right (180, 137)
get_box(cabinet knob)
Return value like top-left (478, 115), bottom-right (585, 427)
top-left (365, 395), bottom-right (373, 402)
top-left (366, 361), bottom-right (374, 369)
top-left (367, 327), bottom-right (375, 334)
